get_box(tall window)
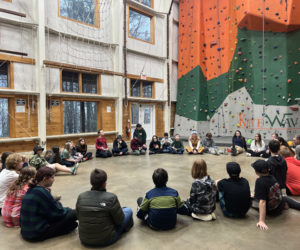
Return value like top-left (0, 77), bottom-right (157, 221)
top-left (130, 79), bottom-right (153, 98)
top-left (59, 0), bottom-right (99, 27)
top-left (0, 61), bottom-right (8, 88)
top-left (62, 71), bottom-right (79, 92)
top-left (63, 101), bottom-right (97, 134)
top-left (0, 98), bottom-right (9, 138)
top-left (133, 0), bottom-right (152, 8)
top-left (82, 73), bottom-right (97, 93)
top-left (129, 8), bottom-right (153, 43)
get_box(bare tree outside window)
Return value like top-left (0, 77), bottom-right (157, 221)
top-left (0, 98), bottom-right (9, 137)
top-left (60, 0), bottom-right (95, 25)
top-left (63, 101), bottom-right (97, 134)
top-left (133, 0), bottom-right (152, 8)
top-left (0, 61), bottom-right (8, 88)
top-left (129, 9), bottom-right (151, 42)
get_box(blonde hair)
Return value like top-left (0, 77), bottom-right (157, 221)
top-left (64, 142), bottom-right (72, 151)
top-left (5, 153), bottom-right (23, 170)
top-left (279, 146), bottom-right (291, 158)
top-left (7, 167), bottom-right (36, 196)
top-left (191, 159), bottom-right (208, 179)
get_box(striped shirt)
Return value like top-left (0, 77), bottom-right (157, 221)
top-left (2, 184), bottom-right (29, 227)
top-left (137, 186), bottom-right (188, 230)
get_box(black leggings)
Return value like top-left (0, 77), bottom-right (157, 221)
top-left (83, 152), bottom-right (93, 160)
top-left (96, 150), bottom-right (112, 158)
top-left (23, 209), bottom-right (78, 242)
top-left (283, 196), bottom-right (300, 210)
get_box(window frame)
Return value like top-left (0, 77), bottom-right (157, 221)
top-left (62, 99), bottom-right (99, 134)
top-left (60, 69), bottom-right (101, 95)
top-left (129, 79), bottom-right (155, 99)
top-left (128, 5), bottom-right (155, 44)
top-left (0, 61), bottom-right (14, 89)
top-left (133, 0), bottom-right (154, 8)
top-left (58, 0), bottom-right (100, 28)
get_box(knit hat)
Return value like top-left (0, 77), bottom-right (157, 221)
top-left (191, 130), bottom-right (198, 135)
top-left (226, 162), bottom-right (241, 177)
top-left (33, 145), bottom-right (44, 154)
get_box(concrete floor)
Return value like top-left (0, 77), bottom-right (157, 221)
top-left (1, 147), bottom-right (300, 250)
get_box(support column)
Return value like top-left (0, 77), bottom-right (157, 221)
top-left (36, 0), bottom-right (46, 146)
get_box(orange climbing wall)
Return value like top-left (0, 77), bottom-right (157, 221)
top-left (178, 0), bottom-right (300, 81)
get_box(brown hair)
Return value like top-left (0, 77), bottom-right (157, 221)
top-left (5, 153), bottom-right (23, 171)
top-left (279, 146), bottom-right (291, 158)
top-left (29, 166), bottom-right (55, 188)
top-left (191, 159), bottom-right (208, 179)
top-left (90, 168), bottom-right (107, 190)
top-left (7, 167), bottom-right (36, 196)
top-left (64, 142), bottom-right (72, 151)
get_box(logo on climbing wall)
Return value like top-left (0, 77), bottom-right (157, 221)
top-left (239, 113), bottom-right (299, 130)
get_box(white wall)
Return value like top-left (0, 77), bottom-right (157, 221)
top-left (0, 24), bottom-right (36, 58)
top-left (14, 63), bottom-right (36, 91)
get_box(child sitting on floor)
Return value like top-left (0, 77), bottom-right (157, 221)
top-left (170, 134), bottom-right (184, 154)
top-left (112, 135), bottom-right (128, 156)
top-left (252, 160), bottom-right (300, 231)
top-left (186, 131), bottom-right (204, 154)
top-left (130, 136), bottom-right (146, 155)
top-left (76, 138), bottom-right (93, 161)
top-left (161, 132), bottom-right (173, 153)
top-left (217, 162), bottom-right (251, 218)
top-left (149, 135), bottom-right (162, 154)
top-left (30, 145), bottom-right (78, 175)
top-left (2, 167), bottom-right (36, 227)
top-left (95, 130), bottom-right (112, 158)
top-left (202, 132), bottom-right (218, 155)
top-left (61, 143), bottom-right (79, 167)
top-left (185, 159), bottom-right (217, 221)
top-left (137, 168), bottom-right (188, 230)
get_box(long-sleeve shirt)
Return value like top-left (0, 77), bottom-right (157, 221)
top-left (2, 184), bottom-right (29, 227)
top-left (232, 136), bottom-right (247, 150)
top-left (188, 136), bottom-right (201, 149)
top-left (171, 140), bottom-right (184, 150)
top-left (250, 140), bottom-right (265, 152)
top-left (137, 186), bottom-right (188, 230)
top-left (131, 138), bottom-right (143, 151)
top-left (149, 141), bottom-right (161, 151)
top-left (20, 186), bottom-right (70, 239)
top-left (161, 137), bottom-right (173, 145)
top-left (201, 138), bottom-right (216, 149)
top-left (112, 139), bottom-right (128, 151)
top-left (96, 136), bottom-right (109, 150)
top-left (0, 169), bottom-right (19, 208)
top-left (133, 128), bottom-right (147, 144)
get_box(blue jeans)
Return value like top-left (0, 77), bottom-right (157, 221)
top-left (105, 207), bottom-right (133, 246)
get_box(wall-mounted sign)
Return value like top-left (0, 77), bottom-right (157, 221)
top-left (107, 106), bottom-right (111, 113)
top-left (16, 99), bottom-right (26, 106)
top-left (51, 100), bottom-right (60, 106)
top-left (16, 106), bottom-right (25, 113)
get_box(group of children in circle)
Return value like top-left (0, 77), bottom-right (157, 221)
top-left (0, 127), bottom-right (299, 246)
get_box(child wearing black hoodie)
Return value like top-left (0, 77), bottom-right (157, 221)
top-left (267, 140), bottom-right (287, 190)
top-left (149, 135), bottom-right (162, 155)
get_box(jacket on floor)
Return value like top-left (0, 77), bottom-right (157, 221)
top-left (76, 189), bottom-right (124, 246)
top-left (137, 186), bottom-right (188, 230)
top-left (186, 176), bottom-right (217, 214)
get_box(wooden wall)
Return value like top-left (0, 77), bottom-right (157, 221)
top-left (46, 133), bottom-right (117, 150)
top-left (100, 100), bottom-right (116, 131)
top-left (0, 140), bottom-right (39, 153)
top-left (155, 103), bottom-right (165, 137)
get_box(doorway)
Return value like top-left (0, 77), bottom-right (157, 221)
top-left (131, 104), bottom-right (155, 140)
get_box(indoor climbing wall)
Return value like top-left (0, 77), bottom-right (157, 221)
top-left (175, 0), bottom-right (300, 140)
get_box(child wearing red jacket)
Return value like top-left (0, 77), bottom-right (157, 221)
top-left (95, 130), bottom-right (112, 158)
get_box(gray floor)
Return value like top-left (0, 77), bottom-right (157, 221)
top-left (1, 148), bottom-right (300, 250)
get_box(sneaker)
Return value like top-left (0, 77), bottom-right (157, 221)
top-left (191, 213), bottom-right (213, 221)
top-left (211, 212), bottom-right (217, 220)
top-left (246, 153), bottom-right (251, 157)
top-left (71, 163), bottom-right (79, 175)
